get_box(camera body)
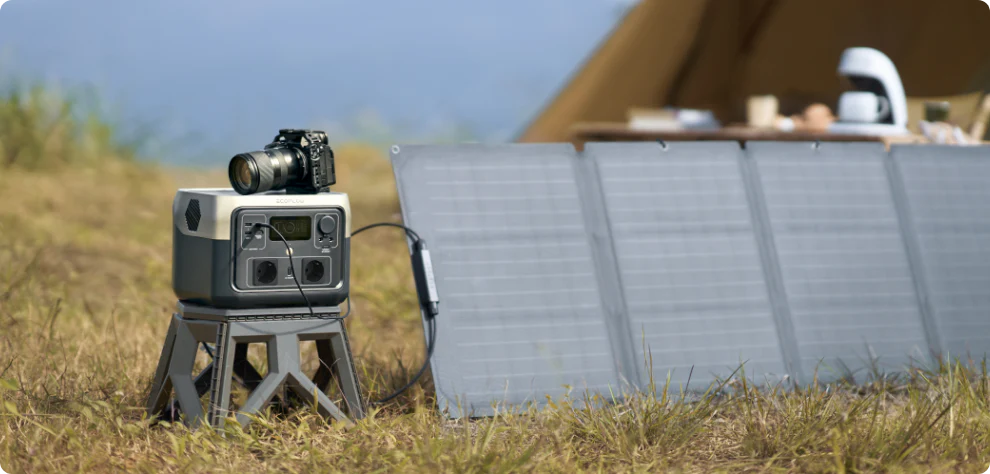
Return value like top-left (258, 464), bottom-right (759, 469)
top-left (229, 129), bottom-right (337, 196)
top-left (172, 188), bottom-right (350, 309)
top-left (270, 129), bottom-right (336, 194)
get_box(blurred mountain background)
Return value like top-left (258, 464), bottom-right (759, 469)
top-left (0, 0), bottom-right (634, 166)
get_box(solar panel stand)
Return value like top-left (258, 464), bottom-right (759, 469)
top-left (146, 302), bottom-right (364, 431)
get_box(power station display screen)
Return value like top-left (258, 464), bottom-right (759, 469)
top-left (268, 216), bottom-right (312, 241)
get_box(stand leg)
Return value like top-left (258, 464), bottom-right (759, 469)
top-left (286, 370), bottom-right (350, 423)
top-left (207, 322), bottom-right (235, 430)
top-left (329, 328), bottom-right (365, 419)
top-left (234, 372), bottom-right (285, 427)
top-left (146, 314), bottom-right (180, 418)
top-left (234, 336), bottom-right (289, 427)
top-left (170, 323), bottom-right (205, 428)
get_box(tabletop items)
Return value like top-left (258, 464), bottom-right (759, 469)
top-left (581, 47), bottom-right (988, 147)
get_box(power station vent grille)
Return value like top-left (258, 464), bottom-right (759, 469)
top-left (185, 199), bottom-right (202, 232)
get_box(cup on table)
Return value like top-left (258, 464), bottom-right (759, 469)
top-left (837, 91), bottom-right (890, 123)
top-left (747, 95), bottom-right (779, 129)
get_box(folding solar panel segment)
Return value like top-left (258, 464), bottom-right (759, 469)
top-left (891, 145), bottom-right (990, 361)
top-left (390, 144), bottom-right (624, 418)
top-left (587, 142), bottom-right (790, 389)
top-left (747, 142), bottom-right (931, 382)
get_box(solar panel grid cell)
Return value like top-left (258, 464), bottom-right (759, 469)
top-left (892, 145), bottom-right (990, 362)
top-left (748, 142), bottom-right (932, 382)
top-left (392, 144), bottom-right (623, 418)
top-left (588, 142), bottom-right (788, 389)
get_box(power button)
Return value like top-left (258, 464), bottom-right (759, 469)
top-left (318, 215), bottom-right (337, 234)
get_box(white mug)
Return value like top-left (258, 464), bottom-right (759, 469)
top-left (838, 91), bottom-right (891, 123)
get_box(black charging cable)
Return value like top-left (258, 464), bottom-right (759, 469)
top-left (351, 222), bottom-right (439, 405)
top-left (202, 220), bottom-right (440, 406)
top-left (200, 223), bottom-right (334, 359)
top-left (352, 221), bottom-right (420, 242)
top-left (256, 223), bottom-right (317, 318)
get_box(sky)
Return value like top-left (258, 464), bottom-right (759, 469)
top-left (0, 0), bottom-right (633, 165)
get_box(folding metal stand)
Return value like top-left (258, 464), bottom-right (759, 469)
top-left (146, 302), bottom-right (364, 430)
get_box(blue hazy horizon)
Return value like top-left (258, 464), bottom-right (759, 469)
top-left (0, 0), bottom-right (632, 165)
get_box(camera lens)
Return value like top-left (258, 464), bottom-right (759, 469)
top-left (228, 148), bottom-right (302, 195)
top-left (229, 153), bottom-right (261, 195)
top-left (229, 155), bottom-right (257, 194)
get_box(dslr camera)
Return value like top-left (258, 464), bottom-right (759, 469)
top-left (228, 129), bottom-right (336, 195)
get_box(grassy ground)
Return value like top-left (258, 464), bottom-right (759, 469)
top-left (2, 89), bottom-right (990, 473)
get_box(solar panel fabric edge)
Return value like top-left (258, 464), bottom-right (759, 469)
top-left (390, 144), bottom-right (627, 418)
top-left (586, 141), bottom-right (792, 391)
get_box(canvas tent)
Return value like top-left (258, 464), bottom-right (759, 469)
top-left (517, 0), bottom-right (990, 143)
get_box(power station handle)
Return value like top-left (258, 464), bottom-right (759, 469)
top-left (412, 240), bottom-right (440, 318)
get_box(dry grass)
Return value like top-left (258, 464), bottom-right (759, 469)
top-left (1, 93), bottom-right (990, 472)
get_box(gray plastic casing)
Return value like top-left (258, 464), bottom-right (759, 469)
top-left (172, 188), bottom-right (351, 309)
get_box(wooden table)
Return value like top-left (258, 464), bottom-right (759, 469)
top-left (568, 122), bottom-right (924, 150)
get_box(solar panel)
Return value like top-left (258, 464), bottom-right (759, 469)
top-left (391, 141), bottom-right (990, 418)
top-left (747, 142), bottom-right (932, 382)
top-left (587, 142), bottom-right (790, 388)
top-left (891, 145), bottom-right (990, 361)
top-left (390, 144), bottom-right (627, 418)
